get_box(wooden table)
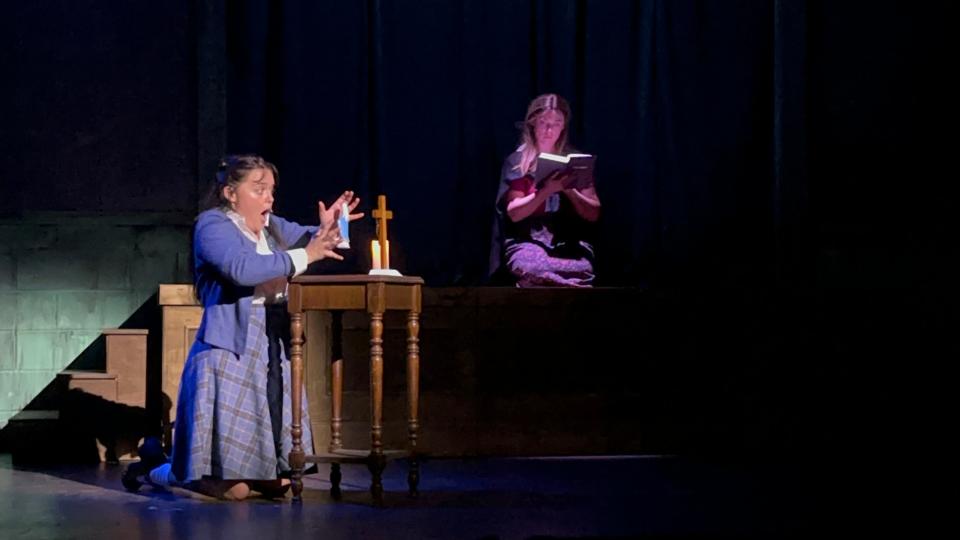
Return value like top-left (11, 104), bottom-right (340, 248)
top-left (287, 274), bottom-right (423, 505)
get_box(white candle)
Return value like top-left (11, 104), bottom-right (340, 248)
top-left (371, 240), bottom-right (381, 270)
top-left (384, 240), bottom-right (390, 269)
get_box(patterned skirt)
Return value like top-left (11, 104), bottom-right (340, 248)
top-left (170, 304), bottom-right (314, 482)
top-left (505, 226), bottom-right (595, 288)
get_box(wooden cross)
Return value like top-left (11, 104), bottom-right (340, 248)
top-left (371, 194), bottom-right (393, 269)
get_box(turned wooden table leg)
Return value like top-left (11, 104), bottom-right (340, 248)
top-left (406, 309), bottom-right (421, 497)
top-left (369, 310), bottom-right (385, 506)
top-left (329, 311), bottom-right (343, 499)
top-left (289, 310), bottom-right (305, 501)
top-left (330, 311), bottom-right (344, 452)
top-left (329, 358), bottom-right (343, 499)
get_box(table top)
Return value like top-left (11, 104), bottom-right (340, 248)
top-left (291, 274), bottom-right (424, 285)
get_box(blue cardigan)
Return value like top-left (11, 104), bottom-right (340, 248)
top-left (193, 208), bottom-right (318, 355)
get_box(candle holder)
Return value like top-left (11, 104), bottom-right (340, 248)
top-left (368, 269), bottom-right (402, 276)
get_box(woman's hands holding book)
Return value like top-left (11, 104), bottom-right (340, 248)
top-left (539, 170), bottom-right (571, 195)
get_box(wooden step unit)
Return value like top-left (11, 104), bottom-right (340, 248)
top-left (103, 328), bottom-right (148, 408)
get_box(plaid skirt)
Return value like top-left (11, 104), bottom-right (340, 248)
top-left (170, 304), bottom-right (314, 482)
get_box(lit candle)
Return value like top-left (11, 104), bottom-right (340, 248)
top-left (371, 240), bottom-right (381, 270)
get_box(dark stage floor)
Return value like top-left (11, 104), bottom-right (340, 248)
top-left (0, 454), bottom-right (813, 538)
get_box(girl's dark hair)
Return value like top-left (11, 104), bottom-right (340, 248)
top-left (201, 154), bottom-right (280, 210)
top-left (200, 154), bottom-right (287, 250)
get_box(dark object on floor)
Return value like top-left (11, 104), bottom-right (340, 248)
top-left (121, 436), bottom-right (167, 492)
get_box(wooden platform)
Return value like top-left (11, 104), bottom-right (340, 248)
top-left (302, 286), bottom-right (648, 457)
top-left (154, 284), bottom-right (650, 457)
top-left (3, 283), bottom-right (822, 463)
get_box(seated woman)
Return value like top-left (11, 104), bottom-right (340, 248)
top-left (126, 154), bottom-right (362, 500)
top-left (491, 93), bottom-right (601, 287)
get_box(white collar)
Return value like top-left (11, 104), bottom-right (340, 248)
top-left (224, 209), bottom-right (265, 244)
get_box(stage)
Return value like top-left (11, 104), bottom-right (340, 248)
top-left (1, 0), bottom-right (946, 537)
top-left (0, 453), bottom-right (811, 538)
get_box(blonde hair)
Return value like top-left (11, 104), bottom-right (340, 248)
top-left (515, 93), bottom-right (572, 175)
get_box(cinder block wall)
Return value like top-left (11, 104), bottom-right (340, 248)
top-left (0, 213), bottom-right (192, 429)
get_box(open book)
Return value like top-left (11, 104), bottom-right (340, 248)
top-left (532, 153), bottom-right (596, 191)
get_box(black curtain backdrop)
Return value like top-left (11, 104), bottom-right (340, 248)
top-left (225, 0), bottom-right (777, 286)
top-left (4, 1), bottom-right (950, 292)
top-left (221, 0), bottom-right (952, 292)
